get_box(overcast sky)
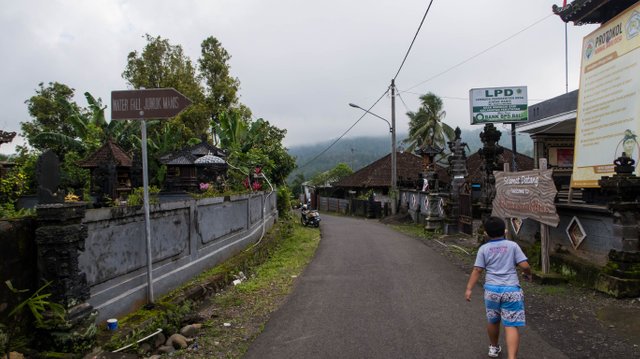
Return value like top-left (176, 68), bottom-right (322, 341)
top-left (0, 0), bottom-right (598, 155)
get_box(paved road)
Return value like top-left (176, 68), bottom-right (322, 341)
top-left (244, 215), bottom-right (567, 358)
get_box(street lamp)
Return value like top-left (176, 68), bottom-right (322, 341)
top-left (348, 103), bottom-right (397, 214)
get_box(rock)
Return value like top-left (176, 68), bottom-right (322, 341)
top-left (157, 345), bottom-right (175, 354)
top-left (146, 356), bottom-right (162, 359)
top-left (166, 333), bottom-right (188, 349)
top-left (180, 324), bottom-right (200, 338)
top-left (138, 343), bottom-right (152, 354)
top-left (7, 353), bottom-right (24, 359)
top-left (153, 333), bottom-right (166, 348)
top-left (223, 322), bottom-right (231, 327)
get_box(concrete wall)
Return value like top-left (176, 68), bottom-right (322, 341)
top-left (516, 204), bottom-right (613, 266)
top-left (79, 192), bottom-right (277, 321)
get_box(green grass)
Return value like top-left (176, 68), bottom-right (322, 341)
top-left (182, 222), bottom-right (320, 358)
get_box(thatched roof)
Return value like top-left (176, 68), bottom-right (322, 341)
top-left (159, 141), bottom-right (226, 166)
top-left (78, 141), bottom-right (132, 168)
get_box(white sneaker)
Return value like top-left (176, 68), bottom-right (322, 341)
top-left (488, 345), bottom-right (502, 357)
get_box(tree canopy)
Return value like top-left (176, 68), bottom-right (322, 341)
top-left (403, 92), bottom-right (455, 153)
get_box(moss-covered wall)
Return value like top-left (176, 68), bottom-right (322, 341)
top-left (0, 217), bottom-right (37, 322)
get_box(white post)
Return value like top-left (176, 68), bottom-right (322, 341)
top-left (539, 158), bottom-right (550, 274)
top-left (141, 119), bottom-right (154, 303)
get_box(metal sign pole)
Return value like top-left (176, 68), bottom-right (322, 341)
top-left (141, 119), bottom-right (154, 303)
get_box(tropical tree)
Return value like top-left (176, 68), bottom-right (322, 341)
top-left (122, 34), bottom-right (209, 145)
top-left (30, 92), bottom-right (140, 155)
top-left (403, 92), bottom-right (455, 153)
top-left (199, 36), bottom-right (241, 121)
top-left (309, 163), bottom-right (353, 187)
top-left (21, 82), bottom-right (83, 155)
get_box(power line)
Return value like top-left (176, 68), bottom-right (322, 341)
top-left (399, 13), bottom-right (554, 94)
top-left (399, 89), bottom-right (546, 103)
top-left (396, 89), bottom-right (411, 113)
top-left (393, 0), bottom-right (435, 80)
top-left (296, 88), bottom-right (390, 171)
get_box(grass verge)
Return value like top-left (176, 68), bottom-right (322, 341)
top-left (174, 221), bottom-right (320, 358)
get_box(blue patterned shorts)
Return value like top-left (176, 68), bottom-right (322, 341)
top-left (483, 284), bottom-right (526, 327)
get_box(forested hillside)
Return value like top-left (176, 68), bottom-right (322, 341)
top-left (287, 127), bottom-right (533, 182)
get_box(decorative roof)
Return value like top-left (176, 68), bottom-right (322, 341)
top-left (553, 0), bottom-right (639, 25)
top-left (78, 140), bottom-right (132, 168)
top-left (334, 152), bottom-right (449, 188)
top-left (194, 152), bottom-right (226, 165)
top-left (159, 141), bottom-right (226, 166)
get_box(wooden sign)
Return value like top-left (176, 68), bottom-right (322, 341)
top-left (111, 88), bottom-right (192, 120)
top-left (492, 168), bottom-right (559, 227)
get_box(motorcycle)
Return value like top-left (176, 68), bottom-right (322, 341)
top-left (300, 206), bottom-right (321, 227)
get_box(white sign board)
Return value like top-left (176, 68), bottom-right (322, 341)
top-left (571, 2), bottom-right (640, 188)
top-left (469, 86), bottom-right (528, 124)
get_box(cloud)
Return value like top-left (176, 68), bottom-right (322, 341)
top-left (0, 0), bottom-right (597, 155)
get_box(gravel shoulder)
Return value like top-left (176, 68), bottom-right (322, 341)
top-left (407, 227), bottom-right (640, 359)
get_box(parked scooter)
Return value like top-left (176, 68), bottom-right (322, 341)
top-left (300, 204), bottom-right (321, 227)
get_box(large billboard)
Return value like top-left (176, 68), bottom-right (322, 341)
top-left (469, 86), bottom-right (528, 124)
top-left (572, 3), bottom-right (640, 188)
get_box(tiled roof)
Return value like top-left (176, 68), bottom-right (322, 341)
top-left (553, 0), bottom-right (638, 25)
top-left (466, 148), bottom-right (535, 184)
top-left (334, 152), bottom-right (449, 188)
top-left (78, 140), bottom-right (132, 168)
top-left (334, 148), bottom-right (534, 189)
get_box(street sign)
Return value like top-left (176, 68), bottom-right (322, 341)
top-left (469, 86), bottom-right (528, 124)
top-left (111, 88), bottom-right (192, 120)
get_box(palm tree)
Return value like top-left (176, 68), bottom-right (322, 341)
top-left (403, 92), bottom-right (455, 153)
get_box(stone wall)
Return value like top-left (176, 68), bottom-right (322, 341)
top-left (0, 217), bottom-right (37, 319)
top-left (0, 191), bottom-right (277, 323)
top-left (516, 204), bottom-right (613, 266)
top-left (81, 192), bottom-right (277, 321)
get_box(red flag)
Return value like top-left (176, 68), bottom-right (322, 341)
top-left (563, 0), bottom-right (567, 7)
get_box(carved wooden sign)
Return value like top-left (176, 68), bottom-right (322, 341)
top-left (492, 169), bottom-right (559, 227)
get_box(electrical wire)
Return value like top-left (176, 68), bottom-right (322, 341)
top-left (393, 0), bottom-right (436, 80)
top-left (399, 13), bottom-right (554, 94)
top-left (396, 90), bottom-right (411, 113)
top-left (296, 88), bottom-right (390, 171)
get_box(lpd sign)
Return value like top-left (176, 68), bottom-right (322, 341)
top-left (111, 88), bottom-right (192, 120)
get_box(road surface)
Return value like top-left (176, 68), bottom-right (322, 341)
top-left (244, 214), bottom-right (566, 358)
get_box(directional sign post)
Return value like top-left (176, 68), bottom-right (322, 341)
top-left (111, 88), bottom-right (192, 304)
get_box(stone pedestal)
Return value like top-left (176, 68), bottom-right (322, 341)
top-left (595, 250), bottom-right (640, 298)
top-left (595, 155), bottom-right (640, 298)
top-left (35, 202), bottom-right (97, 353)
top-left (424, 193), bottom-right (445, 232)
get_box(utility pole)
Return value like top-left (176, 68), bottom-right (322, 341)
top-left (391, 79), bottom-right (398, 215)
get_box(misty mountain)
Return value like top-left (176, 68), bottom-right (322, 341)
top-left (287, 127), bottom-right (533, 182)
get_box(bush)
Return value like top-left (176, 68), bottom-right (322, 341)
top-left (126, 186), bottom-right (160, 206)
top-left (276, 186), bottom-right (293, 220)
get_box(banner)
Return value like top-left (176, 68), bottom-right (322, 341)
top-left (572, 3), bottom-right (640, 187)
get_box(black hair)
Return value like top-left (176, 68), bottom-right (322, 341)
top-left (484, 216), bottom-right (506, 238)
